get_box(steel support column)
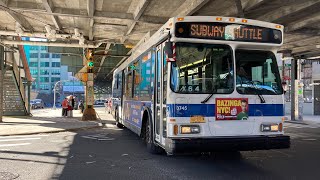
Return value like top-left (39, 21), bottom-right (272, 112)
top-left (0, 46), bottom-right (4, 122)
top-left (27, 81), bottom-right (31, 114)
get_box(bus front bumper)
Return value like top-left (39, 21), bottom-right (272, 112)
top-left (165, 135), bottom-right (290, 154)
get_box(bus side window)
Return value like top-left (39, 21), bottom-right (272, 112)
top-left (133, 60), bottom-right (141, 100)
top-left (126, 72), bottom-right (133, 99)
top-left (140, 53), bottom-right (151, 101)
top-left (151, 50), bottom-right (156, 100)
top-left (163, 52), bottom-right (167, 104)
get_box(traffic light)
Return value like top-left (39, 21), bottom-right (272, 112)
top-left (87, 61), bottom-right (94, 68)
top-left (86, 49), bottom-right (94, 72)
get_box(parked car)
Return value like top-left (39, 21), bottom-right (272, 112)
top-left (31, 99), bottom-right (45, 109)
top-left (30, 100), bottom-right (36, 109)
top-left (94, 99), bottom-right (106, 105)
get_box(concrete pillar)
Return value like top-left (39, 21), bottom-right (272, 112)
top-left (0, 46), bottom-right (4, 122)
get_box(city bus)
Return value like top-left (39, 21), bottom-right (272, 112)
top-left (111, 16), bottom-right (290, 155)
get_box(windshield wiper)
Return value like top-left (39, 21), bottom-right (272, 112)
top-left (201, 93), bottom-right (214, 104)
top-left (249, 82), bottom-right (266, 103)
top-left (201, 85), bottom-right (217, 104)
top-left (257, 94), bottom-right (265, 103)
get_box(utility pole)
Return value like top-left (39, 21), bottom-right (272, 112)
top-left (0, 46), bottom-right (5, 122)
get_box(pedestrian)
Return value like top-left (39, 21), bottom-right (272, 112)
top-left (68, 95), bottom-right (74, 117)
top-left (107, 98), bottom-right (112, 114)
top-left (78, 100), bottom-right (84, 114)
top-left (62, 98), bottom-right (68, 117)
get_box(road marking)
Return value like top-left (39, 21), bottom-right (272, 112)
top-left (81, 134), bottom-right (115, 141)
top-left (302, 138), bottom-right (317, 141)
top-left (98, 138), bottom-right (115, 141)
top-left (0, 135), bottom-right (49, 139)
top-left (0, 138), bottom-right (41, 142)
top-left (88, 134), bottom-right (107, 138)
top-left (271, 150), bottom-right (291, 157)
top-left (86, 161), bottom-right (96, 164)
top-left (81, 136), bottom-right (97, 140)
top-left (0, 143), bottom-right (31, 147)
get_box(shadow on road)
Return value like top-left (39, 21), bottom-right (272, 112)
top-left (51, 126), bottom-right (280, 180)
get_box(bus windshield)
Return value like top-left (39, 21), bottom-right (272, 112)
top-left (235, 50), bottom-right (283, 95)
top-left (171, 43), bottom-right (233, 94)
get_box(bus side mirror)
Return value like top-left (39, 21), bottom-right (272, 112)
top-left (164, 42), bottom-right (174, 59)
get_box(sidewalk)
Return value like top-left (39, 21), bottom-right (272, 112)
top-left (285, 114), bottom-right (320, 126)
top-left (0, 107), bottom-right (114, 136)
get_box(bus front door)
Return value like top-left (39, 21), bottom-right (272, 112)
top-left (155, 45), bottom-right (166, 146)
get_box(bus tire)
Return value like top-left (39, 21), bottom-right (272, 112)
top-left (145, 117), bottom-right (162, 154)
top-left (116, 122), bottom-right (124, 128)
top-left (115, 109), bottom-right (124, 128)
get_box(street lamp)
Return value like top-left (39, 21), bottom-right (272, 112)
top-left (53, 80), bottom-right (62, 110)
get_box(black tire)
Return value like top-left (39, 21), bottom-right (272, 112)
top-left (116, 121), bottom-right (124, 128)
top-left (145, 117), bottom-right (163, 154)
top-left (115, 110), bottom-right (124, 128)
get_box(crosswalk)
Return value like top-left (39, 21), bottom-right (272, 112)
top-left (0, 134), bottom-right (48, 150)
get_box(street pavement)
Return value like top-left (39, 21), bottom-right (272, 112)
top-left (285, 114), bottom-right (320, 127)
top-left (1, 112), bottom-right (320, 180)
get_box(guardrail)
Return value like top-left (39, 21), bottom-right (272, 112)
top-left (12, 56), bottom-right (27, 109)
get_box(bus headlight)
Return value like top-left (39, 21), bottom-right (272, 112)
top-left (261, 124), bottom-right (281, 132)
top-left (181, 125), bottom-right (200, 134)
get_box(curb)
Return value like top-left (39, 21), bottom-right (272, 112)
top-left (0, 124), bottom-right (103, 137)
top-left (284, 120), bottom-right (309, 125)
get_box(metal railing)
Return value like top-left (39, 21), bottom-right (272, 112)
top-left (12, 57), bottom-right (27, 108)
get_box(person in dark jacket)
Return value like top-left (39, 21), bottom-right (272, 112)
top-left (68, 95), bottom-right (75, 117)
top-left (78, 100), bottom-right (84, 113)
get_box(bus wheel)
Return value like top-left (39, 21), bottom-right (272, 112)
top-left (145, 118), bottom-right (162, 154)
top-left (116, 122), bottom-right (124, 128)
top-left (115, 110), bottom-right (124, 128)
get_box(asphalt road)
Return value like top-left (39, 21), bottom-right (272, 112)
top-left (0, 122), bottom-right (320, 180)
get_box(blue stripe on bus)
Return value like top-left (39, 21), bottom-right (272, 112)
top-left (167, 104), bottom-right (284, 117)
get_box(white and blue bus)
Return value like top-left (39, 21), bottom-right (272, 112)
top-left (111, 16), bottom-right (290, 154)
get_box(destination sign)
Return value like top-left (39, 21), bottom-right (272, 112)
top-left (175, 22), bottom-right (282, 44)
